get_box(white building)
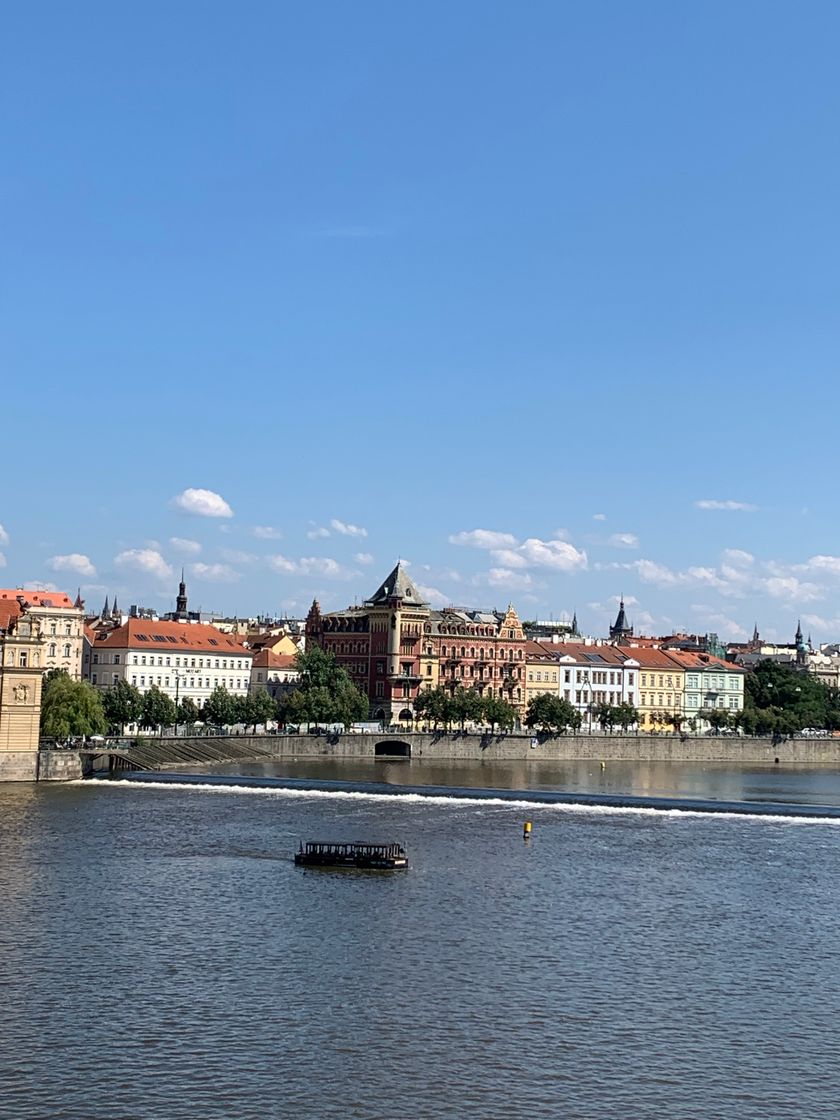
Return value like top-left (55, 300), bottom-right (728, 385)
top-left (0, 588), bottom-right (85, 679)
top-left (249, 650), bottom-right (299, 700)
top-left (526, 640), bottom-right (640, 729)
top-left (86, 617), bottom-right (252, 705)
top-left (680, 652), bottom-right (746, 729)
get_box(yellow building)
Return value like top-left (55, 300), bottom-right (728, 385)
top-left (0, 609), bottom-right (45, 752)
top-left (631, 648), bottom-right (686, 732)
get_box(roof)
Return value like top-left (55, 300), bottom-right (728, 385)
top-left (92, 617), bottom-right (252, 655)
top-left (0, 600), bottom-right (21, 630)
top-left (667, 650), bottom-right (746, 675)
top-left (366, 563), bottom-right (428, 608)
top-left (252, 650), bottom-right (298, 669)
top-left (527, 640), bottom-right (632, 666)
top-left (0, 589), bottom-right (76, 609)
top-left (617, 647), bottom-right (687, 671)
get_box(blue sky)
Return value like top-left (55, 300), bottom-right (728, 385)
top-left (3, 2), bottom-right (840, 641)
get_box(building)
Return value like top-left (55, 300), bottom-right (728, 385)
top-left (677, 651), bottom-right (746, 729)
top-left (306, 562), bottom-right (529, 724)
top-left (0, 589), bottom-right (85, 679)
top-left (609, 598), bottom-right (634, 642)
top-left (526, 639), bottom-right (641, 729)
top-left (85, 618), bottom-right (252, 707)
top-left (249, 650), bottom-right (299, 701)
top-left (629, 648), bottom-right (687, 732)
top-left (0, 603), bottom-right (45, 752)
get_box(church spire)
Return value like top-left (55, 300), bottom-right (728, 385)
top-left (102, 595), bottom-right (110, 620)
top-left (175, 570), bottom-right (188, 620)
top-left (609, 596), bottom-right (633, 642)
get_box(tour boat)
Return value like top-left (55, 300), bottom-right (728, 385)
top-left (294, 841), bottom-right (408, 870)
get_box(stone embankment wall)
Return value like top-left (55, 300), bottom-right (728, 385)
top-left (152, 732), bottom-right (840, 765)
top-left (0, 750), bottom-right (86, 782)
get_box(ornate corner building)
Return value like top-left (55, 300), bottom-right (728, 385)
top-left (0, 609), bottom-right (45, 752)
top-left (305, 562), bottom-right (528, 724)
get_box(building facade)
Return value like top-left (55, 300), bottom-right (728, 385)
top-left (0, 606), bottom-right (45, 751)
top-left (306, 562), bottom-right (529, 723)
top-left (0, 589), bottom-right (84, 679)
top-left (86, 618), bottom-right (252, 706)
top-left (526, 639), bottom-right (640, 728)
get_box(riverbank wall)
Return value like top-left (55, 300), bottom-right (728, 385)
top-left (151, 731), bottom-right (840, 766)
top-left (4, 732), bottom-right (840, 782)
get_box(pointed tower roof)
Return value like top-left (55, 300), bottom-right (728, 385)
top-left (366, 562), bottom-right (428, 607)
top-left (571, 610), bottom-right (579, 635)
top-left (795, 619), bottom-right (804, 645)
top-left (609, 596), bottom-right (633, 641)
top-left (74, 588), bottom-right (84, 610)
top-left (112, 595), bottom-right (119, 617)
top-left (752, 622), bottom-right (760, 643)
top-left (102, 595), bottom-right (110, 619)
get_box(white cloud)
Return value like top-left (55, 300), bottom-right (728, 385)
top-left (114, 548), bottom-right (173, 583)
top-left (190, 562), bottom-right (240, 583)
top-left (21, 579), bottom-right (57, 591)
top-left (219, 549), bottom-right (257, 565)
top-left (449, 529), bottom-right (518, 550)
top-left (169, 537), bottom-right (202, 555)
top-left (172, 488), bottom-right (234, 518)
top-left (0, 552), bottom-right (6, 568)
top-left (0, 523), bottom-right (9, 545)
top-left (721, 549), bottom-right (754, 568)
top-left (268, 554), bottom-right (357, 580)
top-left (804, 555), bottom-right (840, 576)
top-left (694, 499), bottom-right (757, 512)
top-left (762, 576), bottom-right (822, 603)
top-left (253, 526), bottom-right (283, 540)
top-left (690, 605), bottom-right (749, 640)
top-left (307, 527), bottom-right (331, 540)
top-left (491, 538), bottom-right (587, 572)
top-left (330, 518), bottom-right (367, 538)
top-left (608, 533), bottom-right (639, 550)
top-left (416, 584), bottom-right (450, 608)
top-left (46, 553), bottom-right (97, 578)
top-left (354, 552), bottom-right (375, 565)
top-left (482, 568), bottom-right (536, 591)
top-left (592, 513), bottom-right (606, 521)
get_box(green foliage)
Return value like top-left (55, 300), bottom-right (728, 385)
top-left (414, 686), bottom-right (455, 729)
top-left (203, 685), bottom-right (237, 728)
top-left (40, 674), bottom-right (107, 738)
top-left (525, 693), bottom-right (581, 735)
top-left (451, 686), bottom-right (483, 729)
top-left (744, 660), bottom-right (840, 735)
top-left (102, 680), bottom-right (142, 733)
top-left (176, 696), bottom-right (200, 728)
top-left (481, 695), bottom-right (516, 732)
top-left (140, 685), bottom-right (177, 734)
top-left (278, 647), bottom-right (368, 728)
top-left (241, 689), bottom-right (277, 731)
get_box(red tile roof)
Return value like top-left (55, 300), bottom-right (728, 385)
top-left (252, 650), bottom-right (298, 669)
top-left (93, 617), bottom-right (251, 655)
top-left (0, 589), bottom-right (75, 608)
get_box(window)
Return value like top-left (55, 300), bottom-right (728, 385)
top-left (113, 674), bottom-right (118, 684)
top-left (114, 654), bottom-right (120, 664)
top-left (93, 654), bottom-right (99, 664)
top-left (565, 670), bottom-right (571, 683)
top-left (49, 643), bottom-right (56, 657)
top-left (92, 674), bottom-right (97, 684)
top-left (63, 644), bottom-right (71, 658)
top-left (50, 623), bottom-right (56, 636)
top-left (131, 675), bottom-right (137, 685)
top-left (65, 624), bottom-right (71, 636)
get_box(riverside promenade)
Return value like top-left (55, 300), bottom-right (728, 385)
top-left (4, 731), bottom-right (840, 781)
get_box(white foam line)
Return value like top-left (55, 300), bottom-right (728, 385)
top-left (70, 778), bottom-right (840, 825)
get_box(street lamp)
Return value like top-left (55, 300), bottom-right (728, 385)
top-left (173, 669), bottom-right (187, 734)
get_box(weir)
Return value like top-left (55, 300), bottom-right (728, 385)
top-left (106, 771), bottom-right (840, 822)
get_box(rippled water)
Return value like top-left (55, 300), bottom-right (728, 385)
top-left (3, 768), bottom-right (840, 1118)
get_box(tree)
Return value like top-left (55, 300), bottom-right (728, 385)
top-left (414, 686), bottom-right (453, 730)
top-left (40, 674), bottom-right (107, 739)
top-left (278, 648), bottom-right (369, 729)
top-left (203, 685), bottom-right (237, 729)
top-left (481, 695), bottom-right (516, 733)
top-left (140, 685), bottom-right (177, 736)
top-left (525, 694), bottom-right (581, 735)
top-left (102, 679), bottom-right (143, 734)
top-left (451, 686), bottom-right (483, 730)
top-left (242, 689), bottom-right (277, 732)
top-left (613, 702), bottom-right (638, 732)
top-left (177, 696), bottom-right (200, 731)
top-left (594, 702), bottom-right (617, 732)
top-left (704, 707), bottom-right (731, 734)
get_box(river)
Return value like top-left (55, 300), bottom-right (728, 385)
top-left (1, 760), bottom-right (839, 1118)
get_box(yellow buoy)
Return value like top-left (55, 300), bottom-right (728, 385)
top-left (523, 820), bottom-right (532, 839)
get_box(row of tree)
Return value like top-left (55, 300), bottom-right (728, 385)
top-left (38, 654), bottom-right (840, 741)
